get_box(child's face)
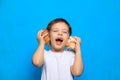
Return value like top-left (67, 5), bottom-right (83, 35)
top-left (49, 22), bottom-right (70, 52)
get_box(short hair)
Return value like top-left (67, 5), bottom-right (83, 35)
top-left (46, 18), bottom-right (72, 36)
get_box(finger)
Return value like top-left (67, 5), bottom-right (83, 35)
top-left (42, 31), bottom-right (49, 38)
top-left (37, 31), bottom-right (40, 37)
top-left (73, 36), bottom-right (78, 41)
top-left (74, 36), bottom-right (81, 44)
top-left (38, 30), bottom-right (45, 36)
top-left (37, 30), bottom-right (44, 38)
top-left (77, 37), bottom-right (80, 42)
top-left (77, 37), bottom-right (82, 44)
top-left (75, 36), bottom-right (81, 41)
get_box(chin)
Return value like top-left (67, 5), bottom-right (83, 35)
top-left (51, 43), bottom-right (65, 51)
top-left (54, 46), bottom-right (64, 51)
top-left (55, 48), bottom-right (63, 51)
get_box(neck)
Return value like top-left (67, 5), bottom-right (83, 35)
top-left (51, 48), bottom-right (64, 53)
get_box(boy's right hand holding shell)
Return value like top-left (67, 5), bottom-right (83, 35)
top-left (37, 30), bottom-right (50, 45)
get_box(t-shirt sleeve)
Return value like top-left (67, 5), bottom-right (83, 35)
top-left (44, 49), bottom-right (47, 60)
top-left (69, 51), bottom-right (75, 66)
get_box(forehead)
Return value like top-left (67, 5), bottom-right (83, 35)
top-left (51, 22), bottom-right (69, 30)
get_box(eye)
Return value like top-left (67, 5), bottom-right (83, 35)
top-left (53, 30), bottom-right (58, 32)
top-left (63, 31), bottom-right (68, 34)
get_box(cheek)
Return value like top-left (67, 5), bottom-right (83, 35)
top-left (50, 33), bottom-right (55, 41)
top-left (65, 34), bottom-right (69, 39)
top-left (64, 35), bottom-right (69, 42)
top-left (49, 32), bottom-right (53, 38)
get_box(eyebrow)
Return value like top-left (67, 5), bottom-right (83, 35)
top-left (51, 28), bottom-right (68, 31)
top-left (62, 29), bottom-right (69, 32)
top-left (51, 28), bottom-right (58, 30)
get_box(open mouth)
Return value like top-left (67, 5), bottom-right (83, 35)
top-left (55, 38), bottom-right (63, 45)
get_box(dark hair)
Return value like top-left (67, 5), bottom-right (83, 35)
top-left (46, 18), bottom-right (72, 36)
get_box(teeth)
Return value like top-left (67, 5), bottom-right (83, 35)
top-left (56, 38), bottom-right (63, 42)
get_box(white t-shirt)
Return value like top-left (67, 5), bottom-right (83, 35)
top-left (41, 50), bottom-right (75, 80)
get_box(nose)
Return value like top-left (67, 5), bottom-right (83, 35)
top-left (58, 31), bottom-right (62, 35)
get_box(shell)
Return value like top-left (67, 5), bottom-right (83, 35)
top-left (66, 36), bottom-right (76, 51)
top-left (41, 30), bottom-right (50, 45)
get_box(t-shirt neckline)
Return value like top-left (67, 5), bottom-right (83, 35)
top-left (49, 50), bottom-right (65, 54)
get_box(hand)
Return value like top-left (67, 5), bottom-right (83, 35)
top-left (74, 36), bottom-right (81, 51)
top-left (37, 30), bottom-right (48, 45)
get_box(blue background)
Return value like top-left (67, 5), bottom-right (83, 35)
top-left (0, 0), bottom-right (120, 80)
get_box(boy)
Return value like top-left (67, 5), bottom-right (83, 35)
top-left (32, 18), bottom-right (83, 80)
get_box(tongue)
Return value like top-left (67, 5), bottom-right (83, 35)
top-left (56, 41), bottom-right (62, 45)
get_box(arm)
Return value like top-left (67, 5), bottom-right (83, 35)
top-left (32, 30), bottom-right (46, 67)
top-left (70, 37), bottom-right (84, 76)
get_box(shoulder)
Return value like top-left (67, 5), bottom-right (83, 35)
top-left (64, 51), bottom-right (75, 57)
top-left (44, 49), bottom-right (48, 53)
top-left (44, 49), bottom-right (50, 56)
top-left (44, 49), bottom-right (51, 53)
top-left (44, 50), bottom-right (55, 57)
